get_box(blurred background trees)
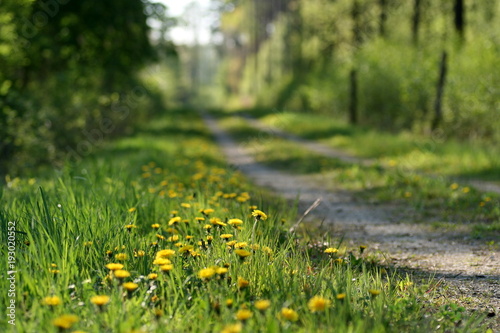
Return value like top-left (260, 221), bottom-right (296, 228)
top-left (2, 0), bottom-right (499, 176)
top-left (211, 0), bottom-right (500, 140)
top-left (0, 0), bottom-right (178, 175)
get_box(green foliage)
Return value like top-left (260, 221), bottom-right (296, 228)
top-left (0, 0), bottom-right (179, 176)
top-left (214, 0), bottom-right (500, 142)
top-left (0, 109), bottom-right (488, 332)
top-left (218, 111), bottom-right (500, 234)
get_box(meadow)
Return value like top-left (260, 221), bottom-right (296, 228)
top-left (0, 109), bottom-right (489, 332)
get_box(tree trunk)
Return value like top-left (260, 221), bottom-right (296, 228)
top-left (379, 0), bottom-right (387, 37)
top-left (432, 51), bottom-right (447, 131)
top-left (412, 0), bottom-right (422, 44)
top-left (352, 0), bottom-right (362, 47)
top-left (349, 69), bottom-right (358, 125)
top-left (454, 0), bottom-right (465, 40)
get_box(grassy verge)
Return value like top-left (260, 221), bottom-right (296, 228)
top-left (218, 115), bottom-right (500, 236)
top-left (234, 109), bottom-right (500, 183)
top-left (0, 109), bottom-right (490, 332)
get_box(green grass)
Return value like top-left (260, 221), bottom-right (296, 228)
top-left (0, 109), bottom-right (490, 332)
top-left (219, 114), bottom-right (500, 236)
top-left (239, 110), bottom-right (500, 182)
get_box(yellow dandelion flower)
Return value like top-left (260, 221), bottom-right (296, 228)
top-left (156, 249), bottom-right (176, 258)
top-left (201, 208), bottom-right (214, 216)
top-left (237, 276), bottom-right (249, 290)
top-left (226, 299), bottom-right (234, 308)
top-left (215, 267), bottom-right (228, 276)
top-left (210, 218), bottom-right (227, 226)
top-left (254, 299), bottom-right (271, 312)
top-left (134, 250), bottom-right (145, 257)
top-left (195, 217), bottom-right (205, 222)
top-left (234, 242), bottom-right (248, 249)
top-left (235, 308), bottom-right (252, 321)
top-left (450, 183), bottom-right (459, 190)
top-left (226, 240), bottom-right (237, 247)
top-left (198, 267), bottom-right (216, 280)
top-left (190, 250), bottom-right (201, 257)
top-left (115, 253), bottom-right (128, 261)
top-left (90, 295), bottom-right (110, 307)
top-left (167, 235), bottom-right (180, 242)
top-left (308, 296), bottom-right (331, 312)
top-left (336, 293), bottom-right (346, 300)
top-left (114, 270), bottom-right (131, 280)
top-left (220, 234), bottom-right (233, 239)
top-left (154, 308), bottom-right (163, 318)
top-left (369, 289), bottom-right (381, 297)
top-left (105, 263), bottom-right (124, 271)
top-left (462, 187), bottom-right (470, 193)
top-left (262, 246), bottom-right (273, 255)
top-left (153, 258), bottom-right (171, 266)
top-left (280, 308), bottom-right (299, 322)
top-left (324, 247), bottom-right (338, 254)
top-left (234, 249), bottom-right (252, 259)
top-left (168, 217), bottom-right (182, 225)
top-left (125, 224), bottom-right (137, 231)
top-left (228, 219), bottom-right (244, 226)
top-left (179, 245), bottom-right (194, 254)
top-left (159, 264), bottom-right (174, 272)
top-left (151, 223), bottom-right (161, 229)
top-left (251, 209), bottom-right (268, 221)
top-left (181, 203), bottom-right (191, 208)
top-left (42, 296), bottom-right (61, 306)
top-left (122, 282), bottom-right (138, 292)
top-left (148, 273), bottom-right (158, 280)
top-left (52, 314), bottom-right (79, 330)
top-left (128, 207), bottom-right (137, 213)
top-left (221, 322), bottom-right (242, 333)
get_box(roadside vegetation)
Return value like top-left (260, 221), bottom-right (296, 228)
top-left (1, 109), bottom-right (490, 332)
top-left (217, 112), bottom-right (500, 237)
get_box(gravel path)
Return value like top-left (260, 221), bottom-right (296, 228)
top-left (202, 112), bottom-right (500, 327)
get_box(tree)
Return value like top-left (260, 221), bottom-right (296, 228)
top-left (412, 0), bottom-right (422, 44)
top-left (453, 0), bottom-right (465, 40)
